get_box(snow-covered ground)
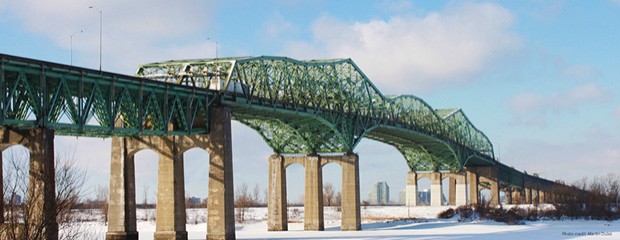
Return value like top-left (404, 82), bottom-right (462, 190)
top-left (71, 206), bottom-right (619, 239)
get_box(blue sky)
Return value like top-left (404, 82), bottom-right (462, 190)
top-left (1, 0), bottom-right (619, 203)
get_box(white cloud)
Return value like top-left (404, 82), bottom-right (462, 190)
top-left (3, 0), bottom-right (216, 74)
top-left (509, 83), bottom-right (610, 116)
top-left (261, 13), bottom-right (298, 40)
top-left (281, 2), bottom-right (522, 93)
top-left (562, 63), bottom-right (598, 80)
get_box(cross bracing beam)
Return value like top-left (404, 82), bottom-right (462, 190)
top-left (0, 54), bottom-right (217, 137)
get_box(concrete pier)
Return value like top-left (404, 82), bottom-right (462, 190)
top-left (206, 107), bottom-right (236, 240)
top-left (106, 107), bottom-right (235, 240)
top-left (477, 167), bottom-right (500, 206)
top-left (405, 171), bottom-right (418, 207)
top-left (106, 137), bottom-right (139, 240)
top-left (448, 178), bottom-right (456, 205)
top-left (430, 172), bottom-right (442, 207)
top-left (525, 187), bottom-right (532, 204)
top-left (511, 189), bottom-right (522, 204)
top-left (267, 154), bottom-right (287, 231)
top-left (467, 170), bottom-right (479, 205)
top-left (154, 137), bottom-right (188, 240)
top-left (304, 155), bottom-right (324, 231)
top-left (267, 153), bottom-right (361, 232)
top-left (1, 128), bottom-right (58, 240)
top-left (339, 154), bottom-right (361, 231)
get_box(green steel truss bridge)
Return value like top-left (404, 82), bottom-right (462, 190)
top-left (0, 53), bottom-right (557, 189)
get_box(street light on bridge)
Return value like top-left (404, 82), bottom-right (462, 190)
top-left (70, 30), bottom-right (83, 66)
top-left (207, 37), bottom-right (218, 58)
top-left (89, 6), bottom-right (102, 72)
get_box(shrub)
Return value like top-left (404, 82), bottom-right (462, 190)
top-left (437, 208), bottom-right (455, 219)
top-left (455, 205), bottom-right (474, 221)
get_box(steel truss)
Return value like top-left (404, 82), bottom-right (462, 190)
top-left (138, 56), bottom-right (496, 172)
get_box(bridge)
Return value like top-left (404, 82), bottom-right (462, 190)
top-left (0, 53), bottom-right (587, 240)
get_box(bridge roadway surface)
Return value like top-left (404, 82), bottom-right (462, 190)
top-left (0, 53), bottom-right (582, 240)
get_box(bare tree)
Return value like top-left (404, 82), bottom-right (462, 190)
top-left (94, 185), bottom-right (109, 223)
top-left (234, 183), bottom-right (260, 223)
top-left (335, 192), bottom-right (342, 206)
top-left (1, 147), bottom-right (90, 240)
top-left (252, 184), bottom-right (261, 207)
top-left (323, 182), bottom-right (335, 206)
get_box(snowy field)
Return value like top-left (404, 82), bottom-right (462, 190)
top-left (73, 206), bottom-right (619, 240)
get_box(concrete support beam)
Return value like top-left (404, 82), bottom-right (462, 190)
top-left (455, 176), bottom-right (467, 206)
top-left (430, 172), bottom-right (442, 207)
top-left (340, 153), bottom-right (361, 231)
top-left (405, 171), bottom-right (418, 207)
top-left (1, 129), bottom-right (60, 240)
top-left (0, 129), bottom-right (59, 239)
top-left (539, 190), bottom-right (546, 204)
top-left (206, 107), bottom-right (236, 240)
top-left (466, 170), bottom-right (479, 205)
top-left (107, 137), bottom-right (138, 240)
top-left (155, 138), bottom-right (187, 240)
top-left (304, 155), bottom-right (324, 231)
top-left (448, 178), bottom-right (456, 206)
top-left (477, 167), bottom-right (500, 206)
top-left (505, 190), bottom-right (512, 204)
top-left (512, 189), bottom-right (522, 204)
top-left (489, 180), bottom-right (500, 206)
top-left (525, 188), bottom-right (532, 204)
top-left (267, 154), bottom-right (287, 231)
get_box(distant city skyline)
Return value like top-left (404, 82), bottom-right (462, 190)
top-left (369, 181), bottom-right (390, 205)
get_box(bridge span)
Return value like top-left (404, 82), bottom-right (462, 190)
top-left (0, 53), bottom-right (587, 240)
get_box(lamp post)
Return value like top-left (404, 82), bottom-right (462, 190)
top-left (70, 30), bottom-right (83, 66)
top-left (89, 6), bottom-right (102, 72)
top-left (207, 37), bottom-right (218, 58)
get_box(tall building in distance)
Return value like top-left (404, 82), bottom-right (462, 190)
top-left (368, 181), bottom-right (390, 205)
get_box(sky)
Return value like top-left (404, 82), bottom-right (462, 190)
top-left (1, 0), bottom-right (620, 203)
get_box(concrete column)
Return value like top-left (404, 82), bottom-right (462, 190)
top-left (512, 189), bottom-right (521, 204)
top-left (539, 189), bottom-right (546, 204)
top-left (430, 172), bottom-right (442, 207)
top-left (304, 155), bottom-right (324, 231)
top-left (455, 176), bottom-right (467, 206)
top-left (341, 153), bottom-right (360, 231)
top-left (107, 137), bottom-right (138, 240)
top-left (478, 166), bottom-right (500, 207)
top-left (405, 171), bottom-right (418, 207)
top-left (25, 129), bottom-right (58, 240)
top-left (505, 189), bottom-right (512, 204)
top-left (466, 170), bottom-right (478, 205)
top-left (448, 178), bottom-right (456, 206)
top-left (489, 180), bottom-right (500, 206)
top-left (525, 188), bottom-right (532, 204)
top-left (206, 107), bottom-right (235, 240)
top-left (267, 154), bottom-right (287, 231)
top-left (0, 129), bottom-right (59, 240)
top-left (155, 137), bottom-right (187, 240)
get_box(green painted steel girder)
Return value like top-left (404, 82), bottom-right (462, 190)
top-left (0, 53), bottom-right (575, 190)
top-left (137, 56), bottom-right (496, 170)
top-left (0, 54), bottom-right (216, 137)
